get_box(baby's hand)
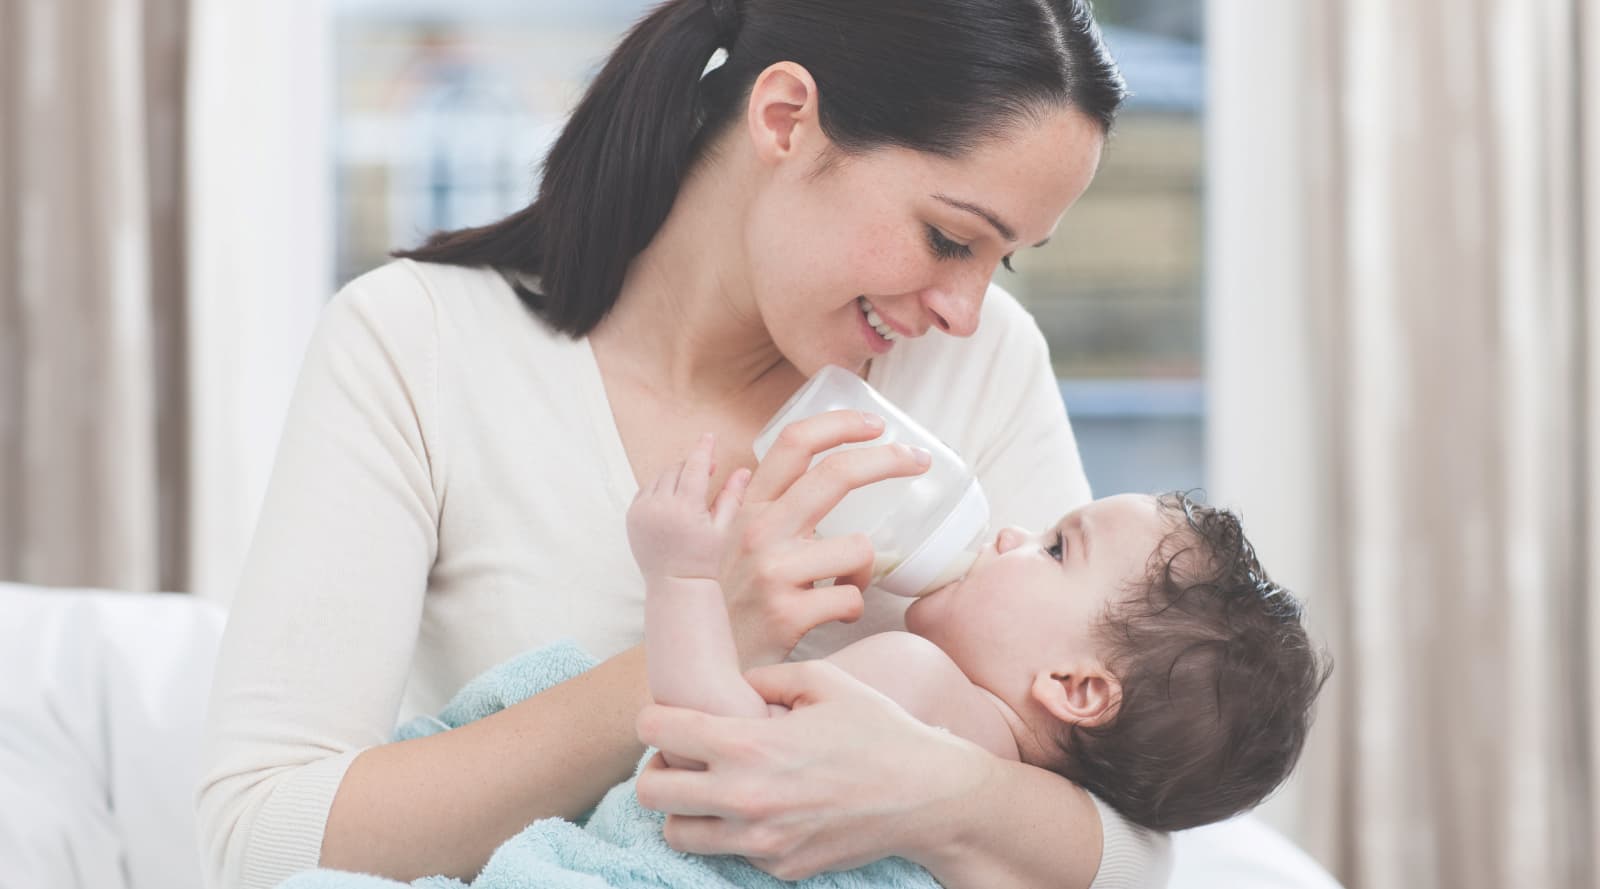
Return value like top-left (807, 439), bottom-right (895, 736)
top-left (627, 434), bottom-right (751, 582)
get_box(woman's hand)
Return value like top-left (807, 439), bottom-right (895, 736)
top-left (720, 409), bottom-right (930, 668)
top-left (634, 659), bottom-right (994, 881)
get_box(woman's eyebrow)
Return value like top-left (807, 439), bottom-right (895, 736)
top-left (931, 193), bottom-right (1049, 247)
top-left (934, 192), bottom-right (1030, 244)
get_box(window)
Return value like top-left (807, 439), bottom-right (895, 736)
top-left (332, 0), bottom-right (1206, 496)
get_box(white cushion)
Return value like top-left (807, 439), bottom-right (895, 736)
top-left (0, 583), bottom-right (226, 889)
top-left (1169, 815), bottom-right (1343, 889)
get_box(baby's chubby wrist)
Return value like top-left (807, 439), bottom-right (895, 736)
top-left (643, 573), bottom-right (725, 599)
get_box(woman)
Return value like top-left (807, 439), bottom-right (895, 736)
top-left (197, 1), bottom-right (1169, 887)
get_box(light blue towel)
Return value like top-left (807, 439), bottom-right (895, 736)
top-left (278, 641), bottom-right (937, 889)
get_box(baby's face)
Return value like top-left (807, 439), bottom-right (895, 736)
top-left (905, 493), bottom-right (1171, 699)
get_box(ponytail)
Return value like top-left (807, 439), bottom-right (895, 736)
top-left (395, 0), bottom-right (735, 336)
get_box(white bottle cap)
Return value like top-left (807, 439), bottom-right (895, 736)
top-left (877, 479), bottom-right (990, 597)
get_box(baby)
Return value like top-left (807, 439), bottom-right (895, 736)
top-left (628, 435), bottom-right (1331, 832)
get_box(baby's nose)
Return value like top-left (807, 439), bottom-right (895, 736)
top-left (994, 526), bottom-right (1029, 554)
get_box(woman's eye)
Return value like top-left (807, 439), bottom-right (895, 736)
top-left (926, 225), bottom-right (974, 261)
top-left (1045, 530), bottom-right (1064, 562)
top-left (1002, 255), bottom-right (1016, 273)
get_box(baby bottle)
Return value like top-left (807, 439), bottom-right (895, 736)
top-left (753, 365), bottom-right (990, 597)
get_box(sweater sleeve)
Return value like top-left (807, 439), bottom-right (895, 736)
top-left (195, 263), bottom-right (444, 889)
top-left (968, 291), bottom-right (1094, 528)
top-left (1090, 793), bottom-right (1173, 889)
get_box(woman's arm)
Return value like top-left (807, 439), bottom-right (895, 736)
top-left (918, 759), bottom-right (1170, 889)
top-left (918, 754), bottom-right (1105, 889)
top-left (320, 645), bottom-right (655, 880)
top-left (198, 267), bottom-right (650, 888)
top-left (636, 662), bottom-right (1136, 889)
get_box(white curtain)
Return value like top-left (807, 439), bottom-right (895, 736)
top-left (186, 0), bottom-right (330, 602)
top-left (0, 0), bottom-right (191, 592)
top-left (1209, 1), bottom-right (1600, 887)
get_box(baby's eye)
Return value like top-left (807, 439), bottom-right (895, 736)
top-left (1045, 530), bottom-right (1064, 562)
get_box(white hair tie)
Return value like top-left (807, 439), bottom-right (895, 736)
top-left (701, 46), bottom-right (730, 79)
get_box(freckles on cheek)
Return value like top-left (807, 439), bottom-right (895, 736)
top-left (850, 222), bottom-right (925, 295)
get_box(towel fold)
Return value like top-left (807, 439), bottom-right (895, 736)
top-left (277, 641), bottom-right (937, 889)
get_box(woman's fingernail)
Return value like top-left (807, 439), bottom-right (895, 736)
top-left (897, 443), bottom-right (932, 467)
top-left (860, 412), bottom-right (885, 430)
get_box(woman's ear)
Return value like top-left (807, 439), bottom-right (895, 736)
top-left (745, 61), bottom-right (823, 164)
top-left (1031, 666), bottom-right (1121, 729)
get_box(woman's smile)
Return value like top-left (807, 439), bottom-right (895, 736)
top-left (855, 295), bottom-right (898, 354)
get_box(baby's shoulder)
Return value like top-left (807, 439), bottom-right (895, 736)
top-left (825, 632), bottom-right (1017, 758)
top-left (830, 628), bottom-right (951, 660)
top-left (824, 631), bottom-right (972, 711)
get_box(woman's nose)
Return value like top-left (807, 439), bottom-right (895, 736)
top-left (920, 278), bottom-right (985, 337)
top-left (994, 526), bottom-right (1029, 554)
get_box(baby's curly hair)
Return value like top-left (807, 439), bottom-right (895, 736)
top-left (1054, 492), bottom-right (1332, 832)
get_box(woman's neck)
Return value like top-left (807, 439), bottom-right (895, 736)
top-left (591, 154), bottom-right (790, 406)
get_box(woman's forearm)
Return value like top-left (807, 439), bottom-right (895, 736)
top-left (320, 644), bottom-right (654, 882)
top-left (913, 755), bottom-right (1104, 889)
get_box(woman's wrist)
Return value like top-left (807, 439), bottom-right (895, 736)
top-left (899, 744), bottom-right (1104, 889)
top-left (888, 728), bottom-right (996, 869)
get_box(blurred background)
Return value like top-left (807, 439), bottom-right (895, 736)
top-left (2, 1), bottom-right (1597, 888)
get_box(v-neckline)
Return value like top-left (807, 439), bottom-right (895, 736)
top-left (575, 336), bottom-right (642, 510)
top-left (576, 338), bottom-right (896, 511)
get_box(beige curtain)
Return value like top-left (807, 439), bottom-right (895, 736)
top-left (0, 0), bottom-right (191, 593)
top-left (1210, 0), bottom-right (1600, 887)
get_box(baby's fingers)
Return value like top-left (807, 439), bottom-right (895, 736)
top-left (677, 433), bottom-right (716, 502)
top-left (712, 467), bottom-right (752, 529)
top-left (652, 463), bottom-right (684, 497)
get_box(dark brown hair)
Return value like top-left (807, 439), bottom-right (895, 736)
top-left (394, 0), bottom-right (1126, 337)
top-left (1055, 492), bottom-right (1333, 832)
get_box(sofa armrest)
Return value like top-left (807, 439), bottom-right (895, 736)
top-left (0, 583), bottom-right (227, 889)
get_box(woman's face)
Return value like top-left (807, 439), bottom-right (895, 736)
top-left (740, 104), bottom-right (1106, 376)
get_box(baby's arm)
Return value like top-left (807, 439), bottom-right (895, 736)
top-left (627, 436), bottom-right (766, 769)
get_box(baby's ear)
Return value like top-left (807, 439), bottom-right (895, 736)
top-left (1031, 666), bottom-right (1121, 729)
